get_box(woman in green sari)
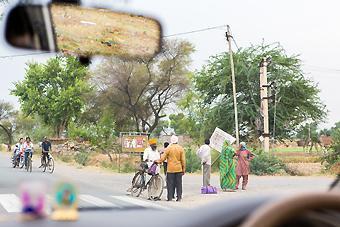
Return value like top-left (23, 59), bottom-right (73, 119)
top-left (219, 141), bottom-right (236, 191)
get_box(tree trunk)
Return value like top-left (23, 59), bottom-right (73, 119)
top-left (0, 124), bottom-right (13, 147)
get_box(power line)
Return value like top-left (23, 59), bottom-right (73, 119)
top-left (163, 24), bottom-right (228, 38)
top-left (0, 25), bottom-right (230, 59)
top-left (0, 51), bottom-right (53, 59)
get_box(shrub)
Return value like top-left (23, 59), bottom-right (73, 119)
top-left (211, 149), bottom-right (221, 173)
top-left (75, 151), bottom-right (90, 166)
top-left (185, 146), bottom-right (201, 173)
top-left (59, 155), bottom-right (73, 163)
top-left (250, 150), bottom-right (286, 175)
top-left (121, 162), bottom-right (135, 173)
top-left (321, 129), bottom-right (340, 170)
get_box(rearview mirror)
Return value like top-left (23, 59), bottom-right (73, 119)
top-left (4, 2), bottom-right (162, 59)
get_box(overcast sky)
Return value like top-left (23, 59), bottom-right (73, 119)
top-left (0, 0), bottom-right (339, 129)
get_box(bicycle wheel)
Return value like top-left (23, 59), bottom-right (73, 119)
top-left (42, 155), bottom-right (47, 172)
top-left (27, 157), bottom-right (32, 173)
top-left (47, 156), bottom-right (54, 173)
top-left (12, 156), bottom-right (17, 168)
top-left (148, 174), bottom-right (164, 200)
top-left (19, 155), bottom-right (25, 168)
top-left (131, 171), bottom-right (144, 197)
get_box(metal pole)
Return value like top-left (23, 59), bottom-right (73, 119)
top-left (260, 58), bottom-right (270, 152)
top-left (226, 25), bottom-right (239, 147)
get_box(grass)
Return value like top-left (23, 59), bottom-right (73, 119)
top-left (271, 146), bottom-right (318, 153)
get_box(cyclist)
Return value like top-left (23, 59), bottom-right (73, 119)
top-left (143, 138), bottom-right (160, 174)
top-left (22, 136), bottom-right (34, 168)
top-left (39, 136), bottom-right (52, 168)
top-left (13, 137), bottom-right (23, 159)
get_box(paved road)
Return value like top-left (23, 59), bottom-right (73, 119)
top-left (0, 151), bottom-right (335, 214)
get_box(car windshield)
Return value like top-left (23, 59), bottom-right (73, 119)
top-left (0, 0), bottom-right (339, 216)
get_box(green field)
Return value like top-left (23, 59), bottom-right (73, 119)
top-left (271, 146), bottom-right (319, 153)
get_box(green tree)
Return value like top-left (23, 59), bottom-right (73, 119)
top-left (0, 100), bottom-right (16, 146)
top-left (94, 39), bottom-right (194, 133)
top-left (183, 43), bottom-right (326, 141)
top-left (69, 110), bottom-right (116, 161)
top-left (12, 56), bottom-right (90, 137)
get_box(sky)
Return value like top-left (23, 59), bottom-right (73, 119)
top-left (0, 0), bottom-right (339, 129)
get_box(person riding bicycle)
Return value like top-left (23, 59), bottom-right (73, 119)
top-left (22, 137), bottom-right (34, 168)
top-left (143, 138), bottom-right (160, 174)
top-left (39, 136), bottom-right (52, 168)
top-left (13, 138), bottom-right (24, 161)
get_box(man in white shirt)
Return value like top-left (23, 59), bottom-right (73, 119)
top-left (143, 138), bottom-right (160, 174)
top-left (197, 139), bottom-right (212, 186)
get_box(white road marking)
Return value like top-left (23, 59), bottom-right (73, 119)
top-left (79, 194), bottom-right (118, 207)
top-left (112, 196), bottom-right (171, 210)
top-left (0, 194), bottom-right (21, 213)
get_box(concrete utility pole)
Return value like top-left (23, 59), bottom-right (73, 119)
top-left (226, 25), bottom-right (239, 146)
top-left (259, 57), bottom-right (271, 152)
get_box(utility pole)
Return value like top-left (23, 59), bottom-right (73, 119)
top-left (259, 57), bottom-right (271, 152)
top-left (226, 25), bottom-right (239, 146)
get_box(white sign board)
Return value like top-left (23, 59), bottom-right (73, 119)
top-left (210, 127), bottom-right (236, 153)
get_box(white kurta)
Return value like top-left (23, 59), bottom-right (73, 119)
top-left (143, 147), bottom-right (161, 174)
top-left (197, 144), bottom-right (212, 165)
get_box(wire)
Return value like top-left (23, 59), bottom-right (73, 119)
top-left (0, 51), bottom-right (53, 59)
top-left (163, 24), bottom-right (228, 38)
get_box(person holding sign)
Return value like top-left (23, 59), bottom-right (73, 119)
top-left (219, 140), bottom-right (236, 191)
top-left (235, 142), bottom-right (255, 190)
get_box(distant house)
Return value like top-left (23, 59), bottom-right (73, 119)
top-left (157, 127), bottom-right (194, 146)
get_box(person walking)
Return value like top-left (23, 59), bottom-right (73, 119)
top-left (197, 139), bottom-right (211, 186)
top-left (235, 142), bottom-right (255, 190)
top-left (219, 140), bottom-right (236, 191)
top-left (156, 135), bottom-right (185, 202)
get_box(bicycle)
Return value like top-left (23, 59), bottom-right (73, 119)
top-left (18, 152), bottom-right (25, 169)
top-left (130, 162), bottom-right (164, 200)
top-left (41, 152), bottom-right (55, 173)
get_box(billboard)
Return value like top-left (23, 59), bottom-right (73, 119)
top-left (210, 127), bottom-right (236, 153)
top-left (121, 134), bottom-right (148, 153)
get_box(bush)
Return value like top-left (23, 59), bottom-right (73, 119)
top-left (185, 146), bottom-right (201, 173)
top-left (322, 129), bottom-right (340, 170)
top-left (211, 149), bottom-right (221, 173)
top-left (75, 151), bottom-right (90, 166)
top-left (121, 162), bottom-right (135, 173)
top-left (59, 155), bottom-right (73, 163)
top-left (250, 150), bottom-right (286, 175)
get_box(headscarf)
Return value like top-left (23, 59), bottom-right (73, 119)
top-left (240, 142), bottom-right (247, 151)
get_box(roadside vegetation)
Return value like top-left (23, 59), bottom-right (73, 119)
top-left (0, 40), bottom-right (338, 176)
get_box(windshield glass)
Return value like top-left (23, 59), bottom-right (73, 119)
top-left (0, 0), bottom-right (338, 216)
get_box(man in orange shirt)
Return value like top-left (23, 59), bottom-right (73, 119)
top-left (156, 135), bottom-right (186, 202)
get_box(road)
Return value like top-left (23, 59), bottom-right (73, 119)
top-left (0, 151), bottom-right (335, 214)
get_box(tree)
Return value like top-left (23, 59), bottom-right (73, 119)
top-left (94, 39), bottom-right (194, 133)
top-left (0, 100), bottom-right (16, 147)
top-left (12, 56), bottom-right (91, 137)
top-left (180, 43), bottom-right (326, 142)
